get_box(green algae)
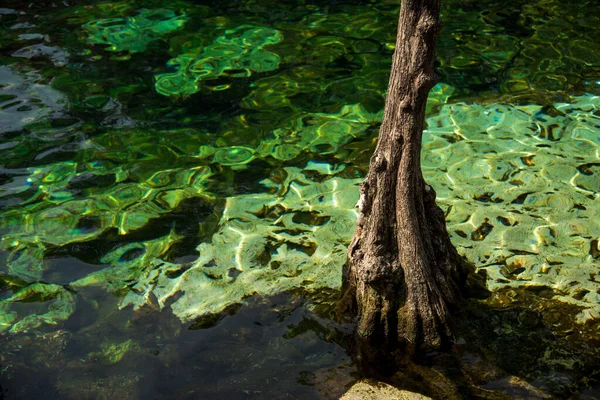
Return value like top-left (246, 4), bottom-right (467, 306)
top-left (211, 146), bottom-right (256, 166)
top-left (155, 25), bottom-right (283, 97)
top-left (72, 230), bottom-right (182, 293)
top-left (1, 164), bottom-right (212, 279)
top-left (0, 157), bottom-right (213, 325)
top-left (2, 92), bottom-right (599, 333)
top-left (121, 94), bottom-right (600, 326)
top-left (83, 8), bottom-right (188, 54)
top-left (0, 231), bottom-right (182, 333)
top-left (240, 66), bottom-right (326, 110)
top-left (88, 339), bottom-right (140, 365)
top-left (200, 81), bottom-right (451, 169)
top-left (437, 0), bottom-right (600, 97)
top-left (423, 94), bottom-right (600, 323)
top-left (504, 0), bottom-right (600, 94)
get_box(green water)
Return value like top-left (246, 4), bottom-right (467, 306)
top-left (0, 0), bottom-right (599, 398)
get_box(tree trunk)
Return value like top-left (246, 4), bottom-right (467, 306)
top-left (340, 0), bottom-right (471, 374)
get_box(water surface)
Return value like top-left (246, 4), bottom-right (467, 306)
top-left (1, 0), bottom-right (599, 398)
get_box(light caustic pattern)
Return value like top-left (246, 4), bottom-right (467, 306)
top-left (127, 95), bottom-right (600, 324)
top-left (1, 0), bottom-right (599, 333)
top-left (424, 94), bottom-right (600, 322)
top-left (2, 95), bottom-right (600, 330)
top-left (121, 162), bottom-right (359, 322)
top-left (155, 25), bottom-right (283, 97)
top-left (83, 8), bottom-right (188, 54)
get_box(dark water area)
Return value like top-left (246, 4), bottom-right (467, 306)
top-left (1, 0), bottom-right (599, 398)
top-left (1, 291), bottom-right (354, 399)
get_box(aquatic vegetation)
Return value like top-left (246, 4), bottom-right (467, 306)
top-left (0, 282), bottom-right (75, 334)
top-left (208, 81), bottom-right (452, 168)
top-left (1, 0), bottom-right (600, 395)
top-left (83, 8), bottom-right (188, 54)
top-left (280, 7), bottom-right (395, 40)
top-left (0, 231), bottom-right (182, 333)
top-left (155, 25), bottom-right (283, 97)
top-left (240, 66), bottom-right (327, 110)
top-left (88, 339), bottom-right (140, 365)
top-left (438, 0), bottom-right (600, 96)
top-left (126, 95), bottom-right (599, 325)
top-left (505, 0), bottom-right (600, 94)
top-left (72, 230), bottom-right (183, 293)
top-left (1, 85), bottom-right (598, 333)
top-left (3, 93), bottom-right (599, 332)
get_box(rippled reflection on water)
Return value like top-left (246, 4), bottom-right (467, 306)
top-left (0, 0), bottom-right (599, 397)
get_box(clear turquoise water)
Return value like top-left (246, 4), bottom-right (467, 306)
top-left (0, 0), bottom-right (599, 398)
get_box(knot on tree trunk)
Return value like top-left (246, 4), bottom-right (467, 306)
top-left (362, 256), bottom-right (402, 290)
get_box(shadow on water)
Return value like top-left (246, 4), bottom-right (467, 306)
top-left (454, 288), bottom-right (600, 399)
top-left (351, 286), bottom-right (600, 399)
top-left (0, 290), bottom-right (357, 399)
top-left (1, 283), bottom-right (600, 399)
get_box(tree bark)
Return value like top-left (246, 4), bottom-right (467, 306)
top-left (340, 0), bottom-right (471, 374)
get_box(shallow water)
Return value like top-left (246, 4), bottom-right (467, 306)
top-left (0, 0), bottom-right (599, 398)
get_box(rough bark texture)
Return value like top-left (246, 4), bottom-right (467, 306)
top-left (340, 0), bottom-right (470, 373)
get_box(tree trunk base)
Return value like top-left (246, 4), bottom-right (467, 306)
top-left (337, 0), bottom-right (489, 377)
top-left (338, 183), bottom-right (480, 376)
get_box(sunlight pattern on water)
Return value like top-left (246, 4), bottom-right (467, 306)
top-left (111, 95), bottom-right (600, 325)
top-left (83, 8), bottom-right (188, 54)
top-left (0, 0), bottom-right (599, 396)
top-left (121, 162), bottom-right (360, 321)
top-left (155, 25), bottom-right (283, 96)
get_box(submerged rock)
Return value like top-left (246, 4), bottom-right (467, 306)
top-left (340, 379), bottom-right (431, 400)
